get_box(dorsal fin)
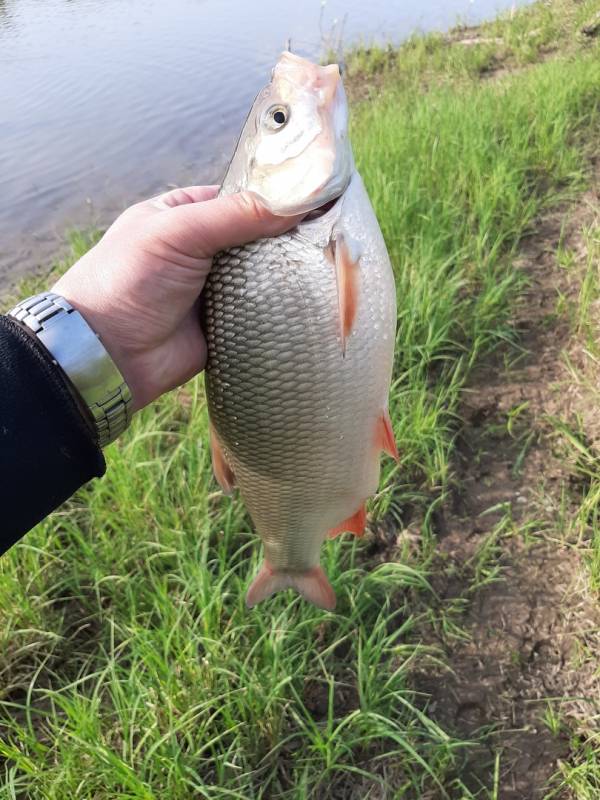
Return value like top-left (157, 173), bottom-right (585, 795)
top-left (209, 423), bottom-right (236, 494)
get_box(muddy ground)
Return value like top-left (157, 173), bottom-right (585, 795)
top-left (407, 172), bottom-right (600, 798)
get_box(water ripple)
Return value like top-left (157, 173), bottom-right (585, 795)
top-left (0, 0), bottom-right (531, 286)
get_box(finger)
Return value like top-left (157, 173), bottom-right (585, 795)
top-left (160, 191), bottom-right (306, 258)
top-left (121, 186), bottom-right (220, 224)
top-left (150, 185), bottom-right (220, 210)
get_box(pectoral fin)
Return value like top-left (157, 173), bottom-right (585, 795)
top-left (209, 423), bottom-right (236, 494)
top-left (246, 562), bottom-right (336, 611)
top-left (325, 232), bottom-right (361, 357)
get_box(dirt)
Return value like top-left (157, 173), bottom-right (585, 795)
top-left (407, 176), bottom-right (600, 798)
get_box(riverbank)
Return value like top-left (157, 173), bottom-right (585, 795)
top-left (2, 1), bottom-right (600, 797)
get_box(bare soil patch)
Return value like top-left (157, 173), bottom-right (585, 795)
top-left (412, 180), bottom-right (600, 798)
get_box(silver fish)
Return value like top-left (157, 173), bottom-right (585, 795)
top-left (204, 53), bottom-right (397, 610)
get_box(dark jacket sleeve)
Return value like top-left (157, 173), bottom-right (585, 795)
top-left (0, 315), bottom-right (106, 555)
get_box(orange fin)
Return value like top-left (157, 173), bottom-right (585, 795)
top-left (325, 233), bottom-right (361, 357)
top-left (377, 410), bottom-right (399, 461)
top-left (327, 503), bottom-right (367, 539)
top-left (209, 424), bottom-right (236, 494)
top-left (246, 562), bottom-right (336, 611)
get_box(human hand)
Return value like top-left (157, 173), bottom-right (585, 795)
top-left (53, 187), bottom-right (303, 412)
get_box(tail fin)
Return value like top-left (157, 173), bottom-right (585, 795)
top-left (246, 561), bottom-right (336, 611)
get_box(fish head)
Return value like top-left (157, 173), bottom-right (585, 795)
top-left (221, 52), bottom-right (353, 216)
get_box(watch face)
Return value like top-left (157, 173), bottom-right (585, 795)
top-left (9, 293), bottom-right (132, 447)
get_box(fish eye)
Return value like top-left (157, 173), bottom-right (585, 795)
top-left (265, 105), bottom-right (289, 131)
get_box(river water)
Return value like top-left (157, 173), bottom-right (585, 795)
top-left (0, 0), bottom-right (528, 288)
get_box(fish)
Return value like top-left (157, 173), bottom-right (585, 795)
top-left (204, 52), bottom-right (397, 611)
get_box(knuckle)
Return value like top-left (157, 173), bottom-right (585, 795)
top-left (158, 187), bottom-right (192, 208)
top-left (237, 191), bottom-right (267, 223)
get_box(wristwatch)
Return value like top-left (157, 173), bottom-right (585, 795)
top-left (8, 292), bottom-right (132, 448)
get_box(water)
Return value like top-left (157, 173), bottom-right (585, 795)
top-left (0, 0), bottom-right (528, 288)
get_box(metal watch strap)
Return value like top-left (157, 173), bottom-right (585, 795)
top-left (8, 292), bottom-right (132, 448)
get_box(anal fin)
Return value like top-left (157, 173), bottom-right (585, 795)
top-left (209, 423), bottom-right (236, 494)
top-left (377, 410), bottom-right (399, 461)
top-left (327, 503), bottom-right (367, 539)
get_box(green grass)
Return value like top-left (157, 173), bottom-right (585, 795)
top-left (355, 51), bottom-right (600, 517)
top-left (2, 2), bottom-right (600, 797)
top-left (344, 0), bottom-right (600, 91)
top-left (549, 734), bottom-right (600, 799)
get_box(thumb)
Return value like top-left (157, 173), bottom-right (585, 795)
top-left (155, 191), bottom-right (305, 258)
